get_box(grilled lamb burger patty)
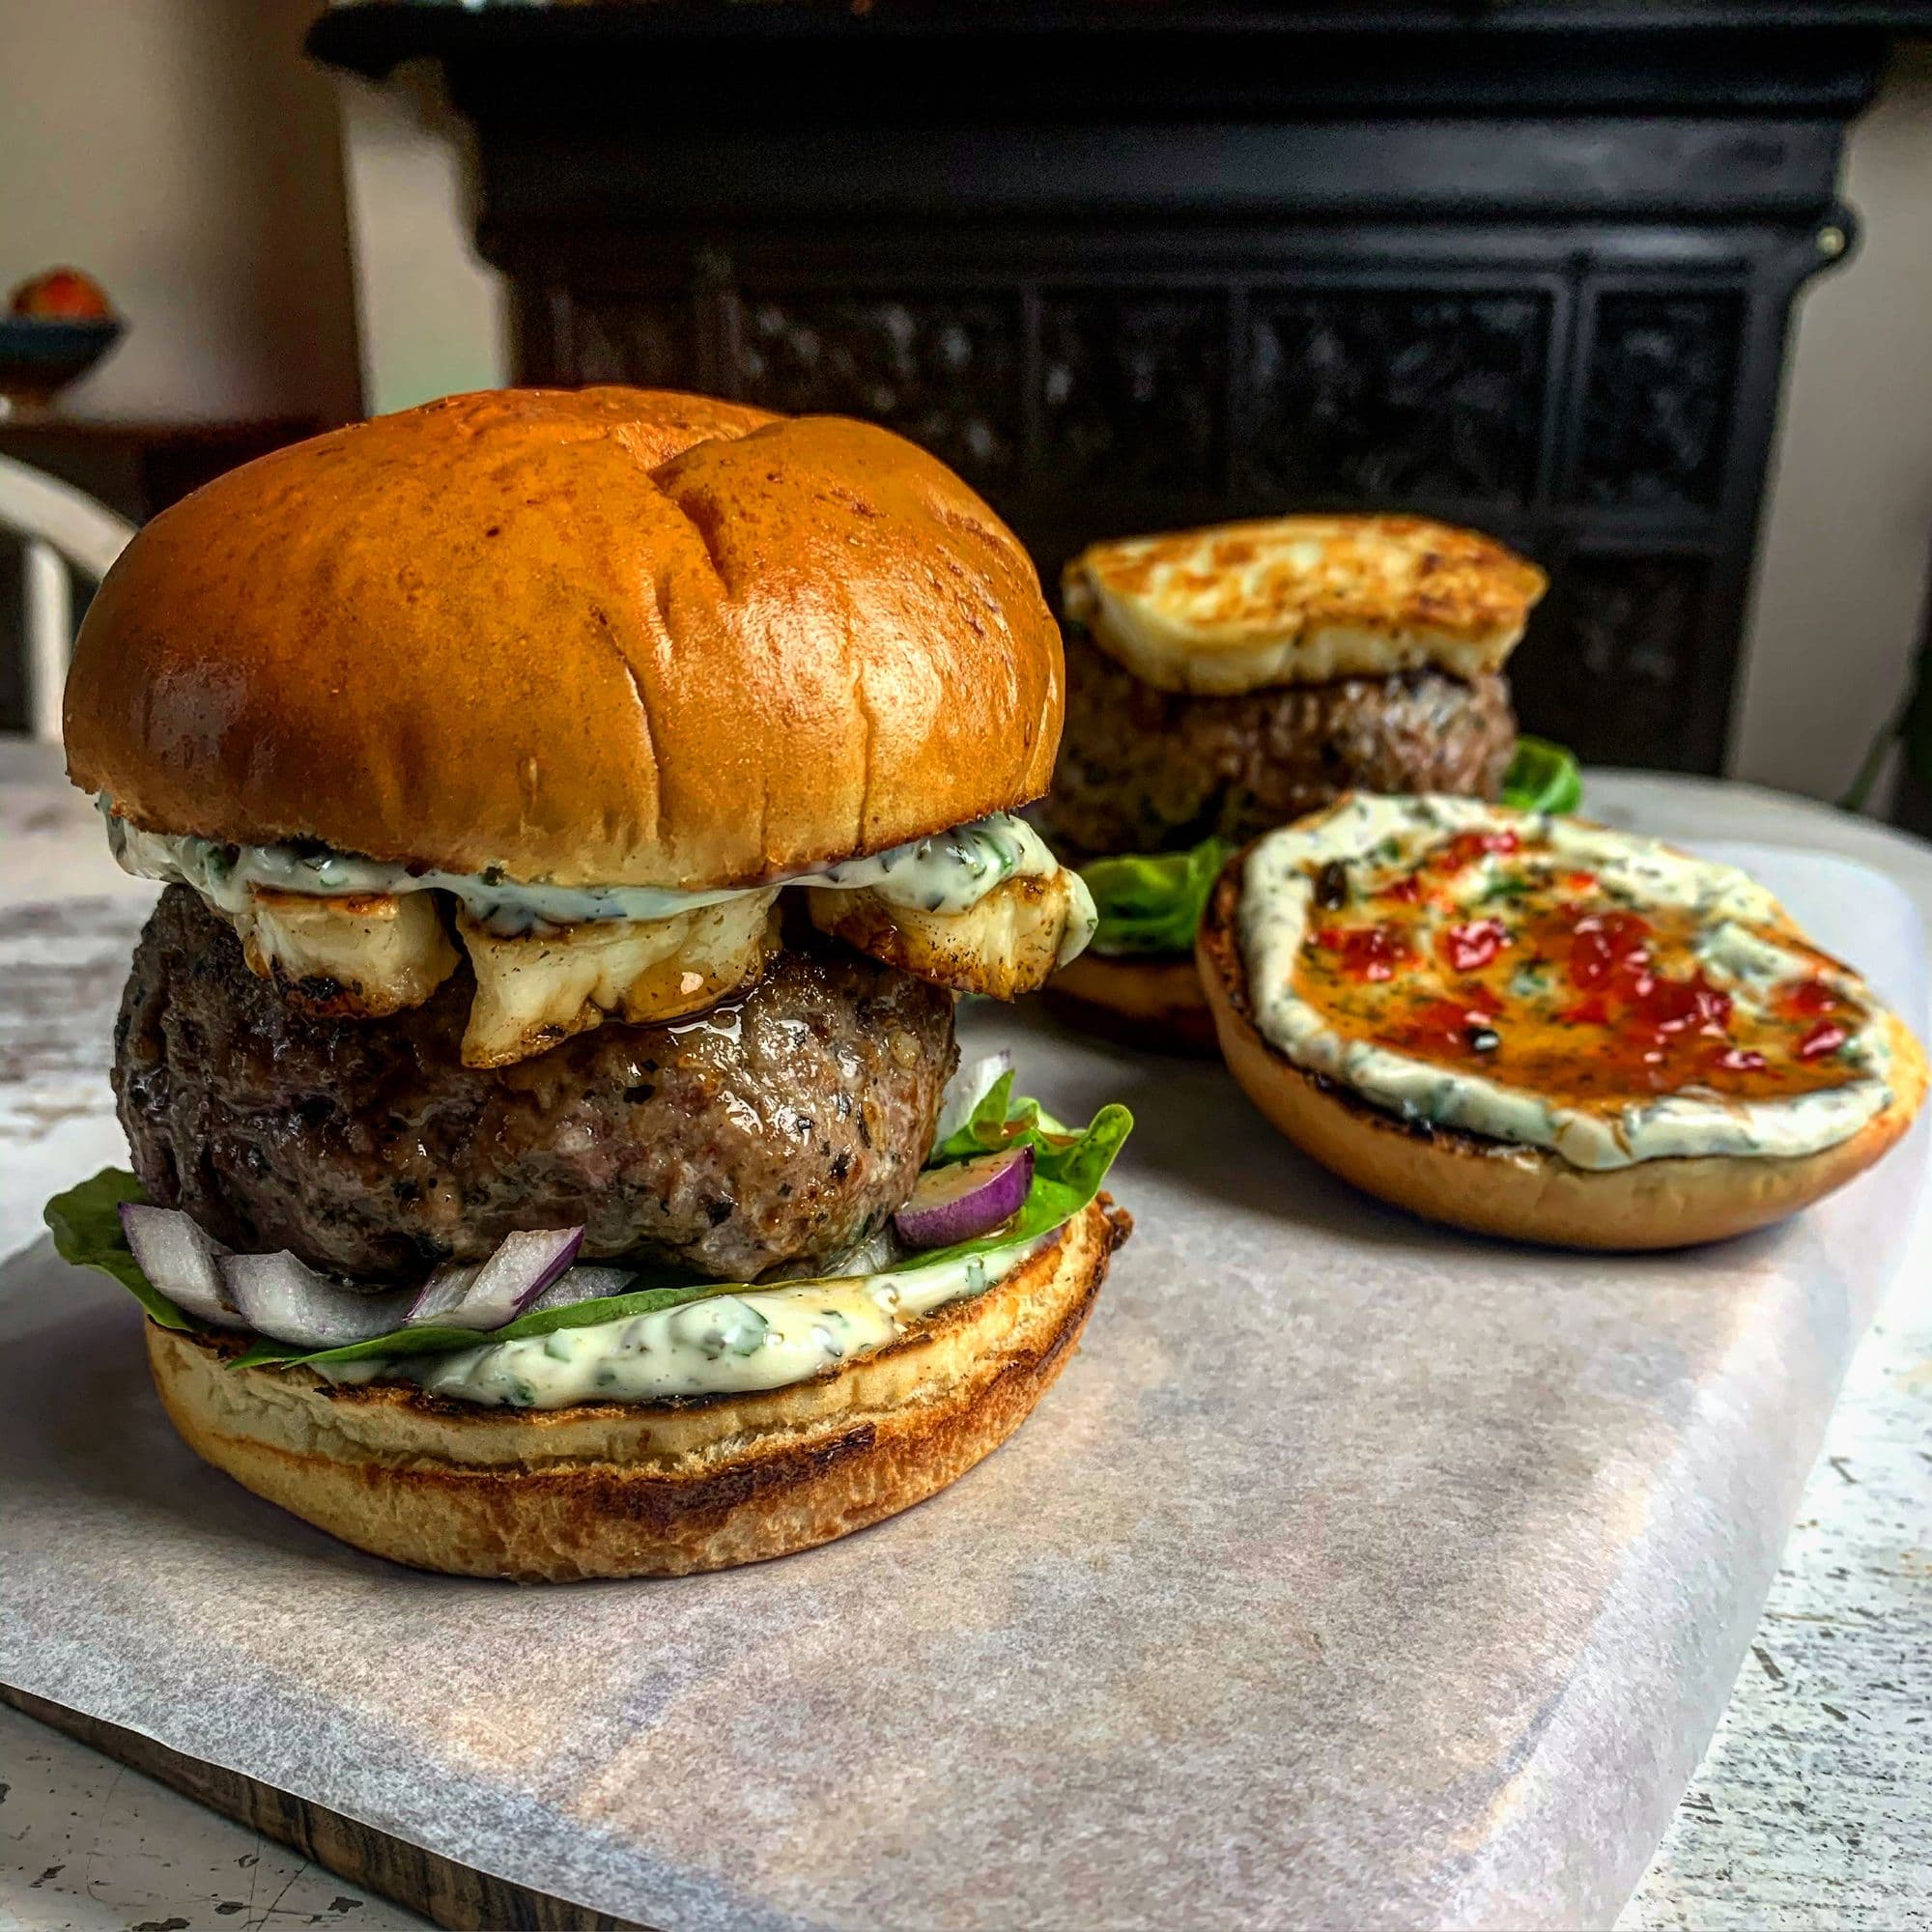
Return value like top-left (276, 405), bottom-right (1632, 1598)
top-left (116, 886), bottom-right (955, 1284)
top-left (1037, 630), bottom-right (1518, 859)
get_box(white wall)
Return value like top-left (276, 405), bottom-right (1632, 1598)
top-left (1731, 44), bottom-right (1932, 808)
top-left (0, 0), bottom-right (360, 425)
top-left (334, 63), bottom-right (509, 417)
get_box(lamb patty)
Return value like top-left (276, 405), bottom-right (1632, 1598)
top-left (1036, 629), bottom-right (1518, 859)
top-left (115, 887), bottom-right (956, 1284)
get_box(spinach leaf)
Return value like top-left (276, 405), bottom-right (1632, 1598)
top-left (46, 1084), bottom-right (1133, 1375)
top-left (1499, 737), bottom-right (1584, 816)
top-left (1080, 837), bottom-right (1230, 958)
top-left (43, 1168), bottom-right (195, 1331)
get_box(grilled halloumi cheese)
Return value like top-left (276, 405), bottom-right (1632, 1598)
top-left (808, 868), bottom-right (1096, 1003)
top-left (1063, 514), bottom-right (1548, 697)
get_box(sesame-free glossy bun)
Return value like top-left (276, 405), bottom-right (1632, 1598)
top-left (65, 387), bottom-right (1064, 890)
top-left (1045, 952), bottom-right (1219, 1055)
top-left (1197, 866), bottom-right (1928, 1251)
top-left (144, 1198), bottom-right (1129, 1581)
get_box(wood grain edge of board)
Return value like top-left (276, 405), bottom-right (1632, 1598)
top-left (0, 1683), bottom-right (647, 1932)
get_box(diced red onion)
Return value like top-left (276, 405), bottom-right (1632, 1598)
top-left (521, 1264), bottom-right (639, 1317)
top-left (218, 1253), bottom-right (416, 1350)
top-left (894, 1146), bottom-right (1034, 1249)
top-left (933, 1050), bottom-right (1013, 1146)
top-left (119, 1204), bottom-right (248, 1329)
top-left (405, 1227), bottom-right (584, 1330)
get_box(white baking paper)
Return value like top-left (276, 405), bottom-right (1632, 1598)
top-left (0, 845), bottom-right (1926, 1931)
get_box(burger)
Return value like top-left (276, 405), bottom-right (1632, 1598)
top-left (46, 386), bottom-right (1131, 1580)
top-left (1034, 514), bottom-right (1562, 1048)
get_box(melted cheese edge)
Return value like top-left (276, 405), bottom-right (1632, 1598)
top-left (1239, 794), bottom-right (1894, 1170)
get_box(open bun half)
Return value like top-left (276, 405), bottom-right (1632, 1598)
top-left (1045, 952), bottom-right (1218, 1055)
top-left (1198, 866), bottom-right (1927, 1251)
top-left (66, 387), bottom-right (1064, 890)
top-left (146, 1198), bottom-right (1130, 1580)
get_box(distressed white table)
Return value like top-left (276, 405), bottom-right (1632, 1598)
top-left (1, 736), bottom-right (1926, 1932)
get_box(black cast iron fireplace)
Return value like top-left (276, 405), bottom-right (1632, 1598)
top-left (314, 1), bottom-right (1932, 774)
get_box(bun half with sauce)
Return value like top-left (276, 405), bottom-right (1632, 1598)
top-left (51, 387), bottom-right (1133, 1577)
top-left (1196, 794), bottom-right (1926, 1250)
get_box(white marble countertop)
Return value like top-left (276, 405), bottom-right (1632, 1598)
top-left (0, 736), bottom-right (1926, 1932)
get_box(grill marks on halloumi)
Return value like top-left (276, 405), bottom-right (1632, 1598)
top-left (1064, 515), bottom-right (1548, 697)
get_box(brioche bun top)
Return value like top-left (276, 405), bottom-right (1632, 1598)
top-left (65, 387), bottom-right (1064, 889)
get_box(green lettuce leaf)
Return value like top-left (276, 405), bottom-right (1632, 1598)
top-left (43, 1167), bottom-right (197, 1331)
top-left (1500, 736), bottom-right (1583, 815)
top-left (1081, 836), bottom-right (1230, 959)
top-left (45, 1084), bottom-right (1132, 1376)
top-left (228, 1274), bottom-right (738, 1373)
top-left (1071, 750), bottom-right (1580, 965)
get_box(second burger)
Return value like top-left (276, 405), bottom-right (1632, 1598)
top-left (1036, 514), bottom-right (1551, 1048)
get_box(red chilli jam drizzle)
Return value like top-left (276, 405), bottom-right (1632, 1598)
top-left (1293, 823), bottom-right (1867, 1115)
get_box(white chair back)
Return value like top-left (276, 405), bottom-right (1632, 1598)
top-left (0, 454), bottom-right (136, 743)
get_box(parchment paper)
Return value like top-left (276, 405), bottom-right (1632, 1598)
top-left (1, 845), bottom-right (1926, 1931)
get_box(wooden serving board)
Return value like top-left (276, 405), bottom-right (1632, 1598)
top-left (0, 1685), bottom-right (641, 1932)
top-left (4, 830), bottom-right (1927, 1929)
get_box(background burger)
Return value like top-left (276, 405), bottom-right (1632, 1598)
top-left (46, 386), bottom-right (1131, 1581)
top-left (1034, 513), bottom-right (1568, 1048)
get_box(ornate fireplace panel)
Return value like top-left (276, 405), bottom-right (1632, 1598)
top-left (314, 4), bottom-right (1932, 774)
top-left (1243, 289), bottom-right (1550, 507)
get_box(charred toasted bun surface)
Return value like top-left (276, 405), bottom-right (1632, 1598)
top-left (146, 1198), bottom-right (1129, 1581)
top-left (1198, 805), bottom-right (1926, 1250)
top-left (66, 387), bottom-right (1063, 890)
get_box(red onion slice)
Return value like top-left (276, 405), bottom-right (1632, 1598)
top-left (406, 1227), bottom-right (584, 1331)
top-left (825, 1223), bottom-right (903, 1279)
top-left (119, 1204), bottom-right (248, 1329)
top-left (218, 1253), bottom-right (417, 1350)
top-left (522, 1264), bottom-right (639, 1317)
top-left (408, 1263), bottom-right (479, 1326)
top-left (894, 1146), bottom-right (1035, 1250)
top-left (933, 1050), bottom-right (1013, 1145)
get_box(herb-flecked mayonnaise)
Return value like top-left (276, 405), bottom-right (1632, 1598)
top-left (320, 1231), bottom-right (1053, 1409)
top-left (1240, 794), bottom-right (1894, 1169)
top-left (106, 808), bottom-right (1066, 937)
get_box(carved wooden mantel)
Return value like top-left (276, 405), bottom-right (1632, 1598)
top-left (313, 2), bottom-right (1932, 772)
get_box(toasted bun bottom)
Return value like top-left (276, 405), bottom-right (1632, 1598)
top-left (146, 1199), bottom-right (1129, 1581)
top-left (1045, 952), bottom-right (1218, 1055)
top-left (1198, 870), bottom-right (1927, 1250)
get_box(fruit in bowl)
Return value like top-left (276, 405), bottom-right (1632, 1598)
top-left (10, 268), bottom-right (114, 322)
top-left (0, 267), bottom-right (123, 410)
